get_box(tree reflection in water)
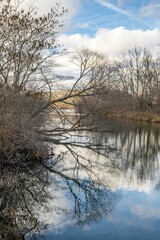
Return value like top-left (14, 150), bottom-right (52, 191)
top-left (1, 120), bottom-right (160, 239)
top-left (113, 121), bottom-right (160, 183)
top-left (0, 155), bottom-right (49, 240)
top-left (0, 147), bottom-right (117, 240)
top-left (83, 118), bottom-right (160, 183)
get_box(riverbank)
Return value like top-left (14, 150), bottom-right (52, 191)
top-left (104, 111), bottom-right (160, 123)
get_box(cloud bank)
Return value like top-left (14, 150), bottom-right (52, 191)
top-left (58, 27), bottom-right (160, 58)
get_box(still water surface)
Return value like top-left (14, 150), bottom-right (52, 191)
top-left (35, 118), bottom-right (160, 240)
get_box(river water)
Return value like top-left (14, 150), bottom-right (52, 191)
top-left (30, 118), bottom-right (160, 240)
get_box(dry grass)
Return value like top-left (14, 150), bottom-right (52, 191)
top-left (104, 111), bottom-right (160, 123)
top-left (43, 90), bottom-right (79, 109)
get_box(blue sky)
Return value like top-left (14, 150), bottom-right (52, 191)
top-left (55, 0), bottom-right (160, 58)
top-left (66, 0), bottom-right (160, 35)
top-left (24, 0), bottom-right (159, 58)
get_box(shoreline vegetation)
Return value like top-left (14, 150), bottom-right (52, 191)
top-left (47, 90), bottom-right (160, 123)
top-left (104, 111), bottom-right (160, 123)
top-left (47, 91), bottom-right (160, 123)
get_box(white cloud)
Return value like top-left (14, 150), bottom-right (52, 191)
top-left (58, 27), bottom-right (160, 58)
top-left (54, 27), bottom-right (160, 86)
top-left (131, 203), bottom-right (160, 219)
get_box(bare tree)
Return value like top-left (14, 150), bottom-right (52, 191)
top-left (0, 0), bottom-right (66, 91)
top-left (0, 1), bottom-right (115, 159)
top-left (0, 2), bottom-right (118, 239)
top-left (72, 49), bottom-right (116, 117)
top-left (116, 47), bottom-right (160, 111)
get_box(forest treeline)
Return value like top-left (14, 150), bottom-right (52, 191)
top-left (77, 47), bottom-right (160, 121)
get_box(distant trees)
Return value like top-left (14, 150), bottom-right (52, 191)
top-left (78, 47), bottom-right (160, 117)
top-left (116, 47), bottom-right (160, 112)
top-left (72, 49), bottom-right (115, 115)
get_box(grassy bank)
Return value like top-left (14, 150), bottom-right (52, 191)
top-left (104, 111), bottom-right (160, 123)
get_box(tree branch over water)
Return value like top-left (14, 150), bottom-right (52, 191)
top-left (0, 1), bottom-right (117, 239)
top-left (0, 0), bottom-right (115, 160)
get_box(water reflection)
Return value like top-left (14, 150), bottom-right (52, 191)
top-left (0, 150), bottom-right (117, 239)
top-left (0, 157), bottom-right (50, 240)
top-left (76, 119), bottom-right (160, 187)
top-left (1, 119), bottom-right (160, 239)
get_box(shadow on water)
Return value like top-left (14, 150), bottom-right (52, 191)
top-left (1, 118), bottom-right (160, 239)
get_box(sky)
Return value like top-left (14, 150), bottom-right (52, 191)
top-left (19, 0), bottom-right (160, 58)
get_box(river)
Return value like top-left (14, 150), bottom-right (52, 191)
top-left (27, 118), bottom-right (160, 240)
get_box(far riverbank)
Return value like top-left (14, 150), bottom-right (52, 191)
top-left (103, 111), bottom-right (160, 123)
